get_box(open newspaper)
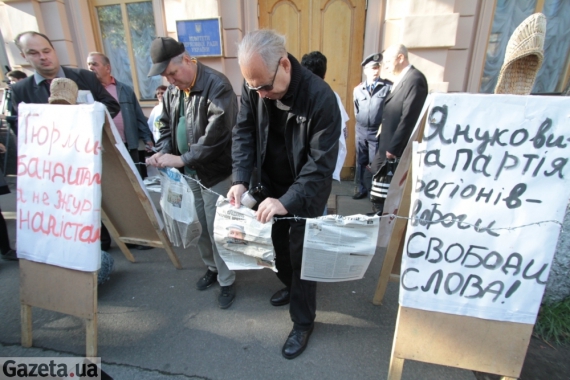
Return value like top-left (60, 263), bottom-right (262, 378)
top-left (214, 198), bottom-right (276, 271)
top-left (301, 215), bottom-right (380, 282)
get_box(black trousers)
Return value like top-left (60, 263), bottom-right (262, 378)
top-left (127, 147), bottom-right (147, 179)
top-left (272, 217), bottom-right (316, 331)
top-left (0, 206), bottom-right (12, 254)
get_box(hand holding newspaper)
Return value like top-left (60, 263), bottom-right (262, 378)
top-left (214, 197), bottom-right (276, 271)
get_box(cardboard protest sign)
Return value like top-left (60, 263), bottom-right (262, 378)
top-left (400, 94), bottom-right (570, 324)
top-left (17, 103), bottom-right (105, 271)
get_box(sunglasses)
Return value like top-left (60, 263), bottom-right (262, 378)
top-left (245, 57), bottom-right (282, 92)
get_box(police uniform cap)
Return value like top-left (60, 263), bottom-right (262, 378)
top-left (361, 53), bottom-right (383, 67)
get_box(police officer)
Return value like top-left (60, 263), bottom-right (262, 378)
top-left (352, 53), bottom-right (391, 199)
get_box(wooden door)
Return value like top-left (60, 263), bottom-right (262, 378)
top-left (259, 0), bottom-right (366, 179)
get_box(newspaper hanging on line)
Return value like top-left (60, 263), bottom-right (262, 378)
top-left (214, 198), bottom-right (276, 271)
top-left (301, 215), bottom-right (380, 282)
top-left (159, 167), bottom-right (201, 248)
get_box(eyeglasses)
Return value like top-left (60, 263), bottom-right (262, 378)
top-left (246, 57), bottom-right (282, 92)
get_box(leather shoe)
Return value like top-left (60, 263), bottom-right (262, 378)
top-left (352, 191), bottom-right (368, 200)
top-left (218, 284), bottom-right (236, 309)
top-left (196, 269), bottom-right (217, 290)
top-left (282, 325), bottom-right (314, 359)
top-left (270, 288), bottom-right (290, 306)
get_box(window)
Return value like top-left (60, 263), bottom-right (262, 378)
top-left (480, 0), bottom-right (570, 94)
top-left (91, 0), bottom-right (162, 101)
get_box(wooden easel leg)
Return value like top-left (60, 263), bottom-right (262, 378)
top-left (101, 209), bottom-right (136, 263)
top-left (157, 229), bottom-right (182, 269)
top-left (388, 357), bottom-right (404, 380)
top-left (21, 304), bottom-right (32, 347)
top-left (500, 377), bottom-right (518, 380)
top-left (373, 224), bottom-right (407, 305)
top-left (86, 314), bottom-right (97, 357)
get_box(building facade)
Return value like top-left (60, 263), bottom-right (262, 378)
top-left (1, 0), bottom-right (568, 176)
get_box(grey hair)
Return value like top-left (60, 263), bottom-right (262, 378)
top-left (385, 44), bottom-right (408, 60)
top-left (87, 51), bottom-right (110, 66)
top-left (237, 29), bottom-right (286, 69)
top-left (170, 51), bottom-right (191, 65)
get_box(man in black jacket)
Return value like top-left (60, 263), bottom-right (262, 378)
top-left (11, 31), bottom-right (119, 117)
top-left (228, 30), bottom-right (341, 359)
top-left (146, 37), bottom-right (238, 309)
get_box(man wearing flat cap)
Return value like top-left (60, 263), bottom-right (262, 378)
top-left (146, 37), bottom-right (238, 309)
top-left (352, 52), bottom-right (392, 200)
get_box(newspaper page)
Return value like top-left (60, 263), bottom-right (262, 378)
top-left (301, 215), bottom-right (380, 282)
top-left (214, 198), bottom-right (276, 272)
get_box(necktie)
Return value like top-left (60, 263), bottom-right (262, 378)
top-left (43, 79), bottom-right (53, 96)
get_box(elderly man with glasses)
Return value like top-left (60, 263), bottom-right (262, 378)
top-left (146, 37), bottom-right (238, 309)
top-left (227, 30), bottom-right (341, 359)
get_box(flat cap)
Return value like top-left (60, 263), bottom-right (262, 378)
top-left (361, 52), bottom-right (383, 67)
top-left (148, 37), bottom-right (186, 77)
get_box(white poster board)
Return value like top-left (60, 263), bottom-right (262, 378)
top-left (400, 93), bottom-right (570, 324)
top-left (17, 103), bottom-right (105, 271)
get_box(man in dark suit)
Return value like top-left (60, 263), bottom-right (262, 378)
top-left (370, 44), bottom-right (428, 213)
top-left (10, 31), bottom-right (119, 117)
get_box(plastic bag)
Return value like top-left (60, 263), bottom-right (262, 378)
top-left (370, 159), bottom-right (399, 203)
top-left (159, 168), bottom-right (201, 248)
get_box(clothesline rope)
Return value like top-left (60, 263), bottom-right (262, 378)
top-left (140, 165), bottom-right (564, 233)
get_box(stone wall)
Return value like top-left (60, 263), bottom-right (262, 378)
top-left (544, 203), bottom-right (570, 304)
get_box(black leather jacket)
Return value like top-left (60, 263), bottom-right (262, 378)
top-left (232, 54), bottom-right (341, 218)
top-left (157, 61), bottom-right (237, 188)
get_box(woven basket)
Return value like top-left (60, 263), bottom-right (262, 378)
top-left (48, 78), bottom-right (78, 105)
top-left (494, 13), bottom-right (546, 95)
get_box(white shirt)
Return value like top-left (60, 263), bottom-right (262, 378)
top-left (333, 92), bottom-right (349, 181)
top-left (391, 64), bottom-right (412, 91)
top-left (147, 103), bottom-right (163, 143)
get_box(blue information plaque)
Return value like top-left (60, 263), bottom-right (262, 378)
top-left (176, 18), bottom-right (223, 57)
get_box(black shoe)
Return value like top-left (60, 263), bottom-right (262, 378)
top-left (282, 325), bottom-right (314, 360)
top-left (352, 191), bottom-right (368, 200)
top-left (1, 249), bottom-right (18, 261)
top-left (270, 288), bottom-right (290, 306)
top-left (218, 284), bottom-right (236, 309)
top-left (196, 269), bottom-right (217, 290)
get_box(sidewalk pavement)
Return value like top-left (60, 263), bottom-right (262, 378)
top-left (0, 177), bottom-right (475, 380)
